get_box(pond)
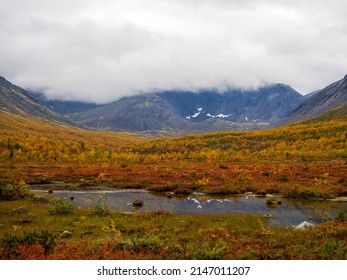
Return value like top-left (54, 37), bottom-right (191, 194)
top-left (33, 189), bottom-right (347, 227)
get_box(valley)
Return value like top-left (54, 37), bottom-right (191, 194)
top-left (1, 75), bottom-right (347, 260)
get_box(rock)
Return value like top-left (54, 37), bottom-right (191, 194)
top-left (132, 199), bottom-right (144, 207)
top-left (8, 206), bottom-right (28, 215)
top-left (19, 214), bottom-right (34, 224)
top-left (266, 198), bottom-right (282, 207)
top-left (61, 231), bottom-right (72, 238)
top-left (295, 221), bottom-right (314, 229)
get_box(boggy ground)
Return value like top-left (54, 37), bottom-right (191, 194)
top-left (1, 159), bottom-right (346, 199)
top-left (0, 198), bottom-right (346, 260)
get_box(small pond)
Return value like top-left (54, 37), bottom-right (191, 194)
top-left (33, 189), bottom-right (347, 227)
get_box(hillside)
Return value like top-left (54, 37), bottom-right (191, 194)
top-left (280, 75), bottom-right (347, 125)
top-left (0, 76), bottom-right (73, 124)
top-left (0, 110), bottom-right (144, 166)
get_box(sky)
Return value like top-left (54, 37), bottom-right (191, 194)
top-left (0, 0), bottom-right (347, 104)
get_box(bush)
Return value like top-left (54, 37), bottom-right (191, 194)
top-left (277, 176), bottom-right (288, 182)
top-left (32, 195), bottom-right (49, 204)
top-left (335, 210), bottom-right (345, 222)
top-left (93, 204), bottom-right (111, 216)
top-left (48, 202), bottom-right (75, 215)
top-left (1, 230), bottom-right (56, 257)
top-left (0, 181), bottom-right (31, 201)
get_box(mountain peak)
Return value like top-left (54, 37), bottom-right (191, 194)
top-left (0, 76), bottom-right (10, 86)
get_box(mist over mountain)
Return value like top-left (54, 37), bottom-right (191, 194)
top-left (2, 74), bottom-right (346, 134)
top-left (0, 76), bottom-right (73, 124)
top-left (71, 84), bottom-right (304, 132)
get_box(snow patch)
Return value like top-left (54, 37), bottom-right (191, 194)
top-left (186, 108), bottom-right (203, 119)
top-left (206, 113), bottom-right (231, 118)
top-left (191, 111), bottom-right (201, 118)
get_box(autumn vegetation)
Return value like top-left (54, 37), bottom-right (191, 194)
top-left (1, 106), bottom-right (347, 259)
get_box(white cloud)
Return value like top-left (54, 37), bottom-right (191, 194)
top-left (0, 0), bottom-right (346, 103)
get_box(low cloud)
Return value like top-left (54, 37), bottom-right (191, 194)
top-left (0, 0), bottom-right (346, 103)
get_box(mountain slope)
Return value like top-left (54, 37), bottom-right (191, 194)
top-left (158, 84), bottom-right (304, 123)
top-left (0, 76), bottom-right (73, 124)
top-left (280, 75), bottom-right (347, 125)
top-left (72, 84), bottom-right (304, 133)
top-left (71, 94), bottom-right (188, 132)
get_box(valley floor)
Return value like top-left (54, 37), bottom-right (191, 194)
top-left (1, 159), bottom-right (346, 198)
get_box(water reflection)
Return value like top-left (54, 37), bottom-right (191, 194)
top-left (33, 190), bottom-right (347, 227)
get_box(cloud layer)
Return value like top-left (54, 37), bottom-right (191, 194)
top-left (0, 0), bottom-right (347, 103)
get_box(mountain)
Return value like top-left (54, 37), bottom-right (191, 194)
top-left (279, 75), bottom-right (347, 125)
top-left (0, 76), bottom-right (73, 124)
top-left (71, 94), bottom-right (187, 132)
top-left (28, 91), bottom-right (102, 114)
top-left (0, 75), bottom-right (306, 134)
top-left (71, 84), bottom-right (304, 133)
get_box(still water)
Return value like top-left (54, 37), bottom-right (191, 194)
top-left (34, 189), bottom-right (347, 227)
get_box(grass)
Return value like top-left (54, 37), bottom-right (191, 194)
top-left (0, 199), bottom-right (346, 260)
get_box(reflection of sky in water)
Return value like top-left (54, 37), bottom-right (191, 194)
top-left (34, 190), bottom-right (347, 227)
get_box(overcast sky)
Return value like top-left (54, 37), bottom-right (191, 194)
top-left (0, 0), bottom-right (346, 103)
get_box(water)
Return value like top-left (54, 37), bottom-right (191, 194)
top-left (34, 189), bottom-right (347, 227)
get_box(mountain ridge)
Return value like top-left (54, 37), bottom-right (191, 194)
top-left (71, 84), bottom-right (304, 132)
top-left (278, 74), bottom-right (347, 125)
top-left (0, 76), bottom-right (74, 125)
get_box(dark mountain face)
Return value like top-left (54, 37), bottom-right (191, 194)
top-left (279, 75), bottom-right (347, 125)
top-left (71, 84), bottom-right (304, 132)
top-left (0, 76), bottom-right (73, 124)
top-left (158, 84), bottom-right (304, 123)
top-left (72, 94), bottom-right (188, 131)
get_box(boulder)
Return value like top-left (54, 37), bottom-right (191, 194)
top-left (8, 206), bottom-right (28, 215)
top-left (295, 221), bottom-right (314, 229)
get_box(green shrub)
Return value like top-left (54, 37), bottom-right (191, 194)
top-left (32, 195), bottom-right (49, 204)
top-left (335, 210), bottom-right (345, 221)
top-left (93, 204), bottom-right (111, 216)
top-left (48, 201), bottom-right (75, 215)
top-left (0, 181), bottom-right (31, 200)
top-left (131, 233), bottom-right (165, 253)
